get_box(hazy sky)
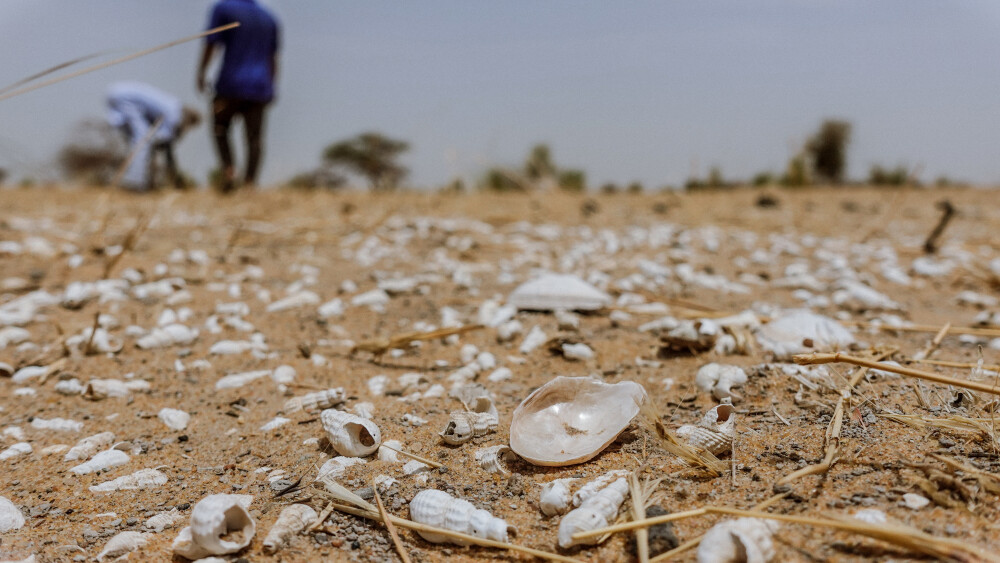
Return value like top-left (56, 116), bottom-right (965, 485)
top-left (1, 1), bottom-right (999, 189)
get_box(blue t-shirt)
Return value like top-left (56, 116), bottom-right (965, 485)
top-left (206, 0), bottom-right (279, 102)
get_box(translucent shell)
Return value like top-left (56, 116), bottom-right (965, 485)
top-left (440, 397), bottom-right (499, 445)
top-left (509, 377), bottom-right (647, 466)
top-left (408, 489), bottom-right (513, 545)
top-left (676, 403), bottom-right (736, 456)
top-left (320, 409), bottom-right (381, 457)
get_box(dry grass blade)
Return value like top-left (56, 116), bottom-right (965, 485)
top-left (851, 321), bottom-right (1000, 339)
top-left (628, 473), bottom-right (663, 563)
top-left (795, 352), bottom-right (1000, 396)
top-left (377, 443), bottom-right (444, 469)
top-left (917, 358), bottom-right (1000, 372)
top-left (102, 214), bottom-right (150, 279)
top-left (638, 402), bottom-right (726, 476)
top-left (880, 413), bottom-right (998, 441)
top-left (0, 23), bottom-right (240, 102)
top-left (314, 475), bottom-right (377, 513)
top-left (352, 324), bottom-right (486, 357)
top-left (371, 479), bottom-right (411, 563)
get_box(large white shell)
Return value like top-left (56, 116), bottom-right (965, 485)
top-left (284, 388), bottom-right (345, 413)
top-left (97, 531), bottom-right (147, 562)
top-left (70, 449), bottom-right (129, 474)
top-left (65, 432), bottom-right (115, 461)
top-left (320, 409), bottom-right (381, 457)
top-left (510, 377), bottom-right (647, 466)
top-left (89, 468), bottom-right (167, 492)
top-left (508, 274), bottom-right (611, 311)
top-left (440, 397), bottom-right (499, 445)
top-left (409, 489), bottom-right (512, 545)
top-left (173, 494), bottom-right (255, 559)
top-left (755, 310), bottom-right (855, 359)
top-left (158, 408), bottom-right (191, 431)
top-left (697, 518), bottom-right (779, 563)
top-left (263, 504), bottom-right (317, 554)
top-left (0, 495), bottom-right (25, 532)
top-left (557, 477), bottom-right (629, 548)
top-left (474, 445), bottom-right (516, 475)
top-left (676, 404), bottom-right (736, 456)
top-left (695, 363), bottom-right (748, 400)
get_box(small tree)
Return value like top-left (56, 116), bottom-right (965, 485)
top-left (323, 132), bottom-right (409, 191)
top-left (781, 153), bottom-right (810, 187)
top-left (523, 144), bottom-right (556, 181)
top-left (868, 164), bottom-right (909, 186)
top-left (806, 119), bottom-right (851, 184)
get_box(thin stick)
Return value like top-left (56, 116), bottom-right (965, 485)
top-left (371, 479), bottom-right (412, 563)
top-left (0, 23), bottom-right (240, 102)
top-left (112, 116), bottom-right (164, 189)
top-left (306, 502), bottom-right (335, 533)
top-left (914, 322), bottom-right (951, 361)
top-left (628, 473), bottom-right (649, 563)
top-left (795, 352), bottom-right (1000, 396)
top-left (83, 312), bottom-right (101, 356)
top-left (102, 214), bottom-right (149, 279)
top-left (851, 321), bottom-right (1000, 339)
top-left (916, 359), bottom-right (1000, 372)
top-left (377, 443), bottom-right (443, 469)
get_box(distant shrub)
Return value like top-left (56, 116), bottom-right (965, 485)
top-left (805, 119), bottom-right (851, 183)
top-left (287, 168), bottom-right (346, 190)
top-left (781, 154), bottom-right (810, 187)
top-left (557, 169), bottom-right (586, 192)
top-left (523, 144), bottom-right (556, 181)
top-left (868, 165), bottom-right (909, 186)
top-left (752, 172), bottom-right (774, 186)
top-left (480, 168), bottom-right (527, 192)
top-left (600, 183), bottom-right (619, 194)
top-left (626, 181), bottom-right (643, 194)
top-left (323, 132), bottom-right (409, 191)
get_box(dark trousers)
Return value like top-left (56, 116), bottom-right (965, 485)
top-left (212, 97), bottom-right (268, 185)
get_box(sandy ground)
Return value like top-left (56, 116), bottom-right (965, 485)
top-left (1, 186), bottom-right (1000, 562)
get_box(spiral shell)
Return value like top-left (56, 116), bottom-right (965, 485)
top-left (696, 517), bottom-right (779, 563)
top-left (557, 476), bottom-right (629, 548)
top-left (676, 403), bottom-right (736, 456)
top-left (409, 489), bottom-right (513, 545)
top-left (320, 409), bottom-right (381, 457)
top-left (173, 494), bottom-right (255, 559)
top-left (284, 388), bottom-right (345, 413)
top-left (440, 396), bottom-right (498, 445)
top-left (539, 478), bottom-right (577, 516)
top-left (474, 445), bottom-right (516, 475)
top-left (263, 504), bottom-right (317, 554)
top-left (144, 508), bottom-right (183, 532)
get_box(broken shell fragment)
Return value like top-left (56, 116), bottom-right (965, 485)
top-left (697, 518), bottom-right (779, 563)
top-left (144, 508), bottom-right (184, 532)
top-left (676, 403), bottom-right (736, 456)
top-left (70, 449), bottom-right (129, 474)
top-left (284, 388), bottom-right (345, 413)
top-left (474, 445), bottom-right (517, 475)
top-left (263, 504), bottom-right (317, 554)
top-left (97, 531), bottom-right (148, 562)
top-left (64, 432), bottom-right (115, 461)
top-left (158, 408), bottom-right (190, 431)
top-left (174, 494), bottom-right (255, 559)
top-left (754, 310), bottom-right (855, 359)
top-left (89, 468), bottom-right (167, 492)
top-left (409, 489), bottom-right (513, 545)
top-left (539, 478), bottom-right (577, 516)
top-left (509, 377), bottom-right (647, 466)
top-left (320, 409), bottom-right (381, 457)
top-left (0, 496), bottom-right (25, 532)
top-left (440, 396), bottom-right (499, 445)
top-left (695, 363), bottom-right (748, 401)
top-left (558, 476), bottom-right (629, 548)
top-left (508, 273), bottom-right (611, 311)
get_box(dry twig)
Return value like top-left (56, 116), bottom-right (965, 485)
top-left (352, 324), bottom-right (486, 358)
top-left (371, 479), bottom-right (411, 563)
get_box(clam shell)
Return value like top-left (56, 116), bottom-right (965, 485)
top-left (409, 489), bottom-right (513, 545)
top-left (697, 517), bottom-right (779, 563)
top-left (509, 377), bottom-right (647, 466)
top-left (508, 274), bottom-right (611, 311)
top-left (320, 409), bottom-right (381, 457)
top-left (263, 504), bottom-right (317, 554)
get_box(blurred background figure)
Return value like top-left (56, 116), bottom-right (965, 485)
top-left (106, 81), bottom-right (200, 191)
top-left (197, 0), bottom-right (280, 194)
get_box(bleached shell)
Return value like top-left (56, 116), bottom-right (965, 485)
top-left (266, 290), bottom-right (320, 313)
top-left (754, 310), bottom-right (855, 359)
top-left (408, 489), bottom-right (512, 545)
top-left (539, 478), bottom-right (577, 516)
top-left (572, 470), bottom-right (630, 508)
top-left (262, 504), bottom-right (317, 554)
top-left (440, 397), bottom-right (499, 445)
top-left (31, 417), bottom-right (82, 432)
top-left (316, 456), bottom-right (367, 479)
top-left (0, 496), bottom-right (24, 532)
top-left (557, 477), bottom-right (629, 548)
top-left (508, 274), bottom-right (611, 311)
top-left (158, 408), bottom-right (191, 431)
top-left (352, 402), bottom-right (375, 419)
top-left (96, 531), bottom-right (148, 562)
top-left (260, 417), bottom-right (290, 431)
top-left (0, 327), bottom-right (30, 349)
top-left (84, 378), bottom-right (150, 400)
top-left (284, 388), bottom-right (345, 413)
top-left (271, 365), bottom-right (296, 385)
top-left (68, 328), bottom-right (122, 354)
top-left (0, 442), bottom-right (31, 461)
top-left (136, 323), bottom-right (198, 349)
top-left (320, 409), bottom-right (381, 457)
top-left (65, 431), bottom-right (115, 461)
top-left (509, 377), bottom-right (647, 466)
top-left (183, 494), bottom-right (255, 557)
top-left (697, 518), bottom-right (779, 563)
top-left (518, 326), bottom-right (548, 354)
top-left (695, 363), bottom-right (748, 400)
top-left (378, 439), bottom-right (403, 462)
top-left (676, 404), bottom-right (736, 456)
top-left (89, 468), bottom-right (167, 492)
top-left (0, 361), bottom-right (13, 378)
top-left (215, 369), bottom-right (270, 390)
top-left (474, 445), bottom-right (516, 475)
top-left (70, 449), bottom-right (129, 474)
top-left (144, 508), bottom-right (184, 532)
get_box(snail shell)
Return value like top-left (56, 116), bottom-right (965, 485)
top-left (440, 397), bottom-right (498, 445)
top-left (316, 456), bottom-right (367, 480)
top-left (173, 494), bottom-right (255, 559)
top-left (474, 445), bottom-right (516, 475)
top-left (557, 477), bottom-right (629, 548)
top-left (144, 508), bottom-right (183, 532)
top-left (409, 489), bottom-right (513, 545)
top-left (89, 468), bottom-right (167, 492)
top-left (263, 504), bottom-right (317, 554)
top-left (676, 403), bottom-right (736, 456)
top-left (539, 478), bottom-right (577, 516)
top-left (97, 531), bottom-right (147, 562)
top-left (284, 388), bottom-right (345, 413)
top-left (696, 517), bottom-right (779, 563)
top-left (320, 409), bottom-right (381, 457)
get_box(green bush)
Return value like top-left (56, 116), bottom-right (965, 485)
top-left (557, 169), bottom-right (586, 192)
top-left (806, 119), bottom-right (851, 183)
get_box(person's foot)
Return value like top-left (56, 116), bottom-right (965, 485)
top-left (216, 168), bottom-right (236, 194)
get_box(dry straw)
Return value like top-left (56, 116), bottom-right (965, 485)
top-left (794, 352), bottom-right (1000, 396)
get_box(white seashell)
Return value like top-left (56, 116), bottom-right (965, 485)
top-left (316, 456), bottom-right (367, 479)
top-left (409, 489), bottom-right (513, 545)
top-left (353, 402), bottom-right (375, 419)
top-left (852, 508), bottom-right (887, 524)
top-left (89, 468), bottom-right (167, 492)
top-left (266, 290), bottom-right (319, 312)
top-left (695, 363), bottom-right (748, 400)
top-left (70, 449), bottom-right (129, 474)
top-left (539, 478), bottom-right (577, 516)
top-left (67, 328), bottom-right (122, 354)
top-left (215, 369), bottom-right (271, 390)
top-left (488, 367), bottom-right (513, 382)
top-left (54, 378), bottom-right (85, 395)
top-left (510, 377), bottom-right (647, 466)
top-left (519, 326), bottom-right (547, 354)
top-left (41, 444), bottom-right (69, 456)
top-left (318, 298), bottom-right (345, 318)
top-left (374, 474), bottom-right (397, 493)
top-left (13, 388), bottom-right (35, 397)
top-left (31, 417), bottom-right (82, 432)
top-left (475, 445), bottom-right (516, 475)
top-left (367, 374), bottom-right (389, 396)
top-left (144, 508), bottom-right (184, 532)
top-left (755, 310), bottom-right (855, 359)
top-left (11, 366), bottom-right (48, 384)
top-left (403, 460), bottom-right (431, 475)
top-left (136, 323), bottom-right (199, 349)
top-left (284, 388), bottom-right (345, 413)
top-left (65, 432), bottom-right (114, 461)
top-left (496, 320), bottom-right (523, 342)
top-left (271, 365), bottom-right (296, 385)
top-left (572, 470), bottom-right (630, 508)
top-left (260, 417), bottom-right (291, 432)
top-left (697, 518), bottom-right (779, 563)
top-left (0, 361), bottom-right (13, 378)
top-left (557, 477), bottom-right (629, 548)
top-left (0, 327), bottom-right (30, 349)
top-left (378, 440), bottom-right (403, 462)
top-left (676, 404), bottom-right (736, 456)
top-left (350, 288), bottom-right (390, 310)
top-left (402, 413), bottom-right (427, 427)
top-left (0, 442), bottom-right (31, 461)
top-left (0, 495), bottom-right (24, 532)
top-left (903, 492), bottom-right (930, 510)
top-left (173, 494), bottom-right (255, 559)
top-left (555, 309), bottom-right (580, 330)
top-left (209, 336), bottom-right (266, 355)
top-left (158, 408), bottom-right (191, 431)
top-left (97, 531), bottom-right (147, 562)
top-left (263, 504), bottom-right (317, 554)
top-left (460, 344), bottom-right (480, 364)
top-left (440, 397), bottom-right (499, 445)
top-left (476, 352), bottom-right (497, 371)
top-left (3, 426), bottom-right (26, 441)
top-left (84, 378), bottom-right (150, 400)
top-left (320, 410), bottom-right (381, 456)
top-left (562, 342), bottom-right (594, 361)
top-left (508, 274), bottom-right (611, 311)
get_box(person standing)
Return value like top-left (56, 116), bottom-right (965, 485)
top-left (196, 0), bottom-right (279, 193)
top-left (106, 81), bottom-right (201, 191)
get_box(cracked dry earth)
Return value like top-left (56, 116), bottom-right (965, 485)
top-left (1, 186), bottom-right (1000, 562)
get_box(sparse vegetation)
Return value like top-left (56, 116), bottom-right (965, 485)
top-left (557, 169), bottom-right (586, 192)
top-left (805, 119), bottom-right (851, 184)
top-left (323, 132), bottom-right (409, 191)
top-left (868, 164), bottom-right (910, 186)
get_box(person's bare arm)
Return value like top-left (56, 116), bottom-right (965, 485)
top-left (197, 43), bottom-right (218, 93)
